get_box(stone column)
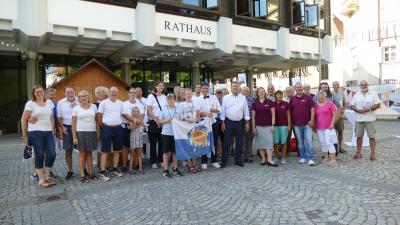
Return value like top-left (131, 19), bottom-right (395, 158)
top-left (26, 51), bottom-right (39, 93)
top-left (121, 57), bottom-right (131, 85)
top-left (246, 68), bottom-right (254, 97)
top-left (191, 62), bottom-right (200, 88)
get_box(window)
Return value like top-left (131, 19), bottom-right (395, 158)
top-left (292, 0), bottom-right (328, 31)
top-left (237, 0), bottom-right (250, 16)
top-left (236, 0), bottom-right (280, 22)
top-left (253, 0), bottom-right (267, 17)
top-left (182, 0), bottom-right (200, 7)
top-left (384, 46), bottom-right (397, 62)
top-left (205, 0), bottom-right (218, 8)
top-left (320, 64), bottom-right (328, 80)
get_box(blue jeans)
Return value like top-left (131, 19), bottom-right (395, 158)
top-left (293, 125), bottom-right (314, 160)
top-left (28, 131), bottom-right (56, 169)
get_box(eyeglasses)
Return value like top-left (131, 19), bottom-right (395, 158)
top-left (79, 95), bottom-right (88, 97)
top-left (360, 84), bottom-right (368, 87)
top-left (129, 92), bottom-right (136, 94)
top-left (167, 93), bottom-right (175, 97)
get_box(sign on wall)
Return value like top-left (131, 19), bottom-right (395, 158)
top-left (156, 13), bottom-right (218, 43)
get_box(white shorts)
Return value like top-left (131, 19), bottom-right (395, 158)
top-left (317, 129), bottom-right (336, 154)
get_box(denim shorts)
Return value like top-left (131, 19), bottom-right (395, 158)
top-left (101, 125), bottom-right (123, 153)
top-left (62, 124), bottom-right (73, 151)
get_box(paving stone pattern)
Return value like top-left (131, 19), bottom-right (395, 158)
top-left (0, 121), bottom-right (399, 225)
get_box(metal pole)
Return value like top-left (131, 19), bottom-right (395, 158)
top-left (378, 0), bottom-right (382, 84)
top-left (317, 0), bottom-right (322, 83)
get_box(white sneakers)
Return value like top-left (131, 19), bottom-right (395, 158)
top-left (299, 158), bottom-right (315, 166)
top-left (211, 162), bottom-right (221, 168)
top-left (152, 164), bottom-right (159, 169)
top-left (201, 163), bottom-right (221, 169)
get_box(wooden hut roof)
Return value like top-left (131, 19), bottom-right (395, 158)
top-left (51, 58), bottom-right (129, 88)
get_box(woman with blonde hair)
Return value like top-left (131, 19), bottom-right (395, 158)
top-left (94, 86), bottom-right (109, 108)
top-left (72, 90), bottom-right (99, 183)
top-left (94, 86), bottom-right (109, 169)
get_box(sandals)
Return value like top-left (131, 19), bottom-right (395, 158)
top-left (353, 152), bottom-right (362, 160)
top-left (80, 176), bottom-right (89, 183)
top-left (370, 153), bottom-right (377, 161)
top-left (39, 180), bottom-right (56, 188)
top-left (188, 166), bottom-right (201, 173)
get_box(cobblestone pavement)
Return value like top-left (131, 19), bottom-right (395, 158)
top-left (0, 121), bottom-right (399, 225)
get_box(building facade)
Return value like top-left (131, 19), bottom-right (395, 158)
top-left (327, 0), bottom-right (399, 86)
top-left (0, 0), bottom-right (332, 133)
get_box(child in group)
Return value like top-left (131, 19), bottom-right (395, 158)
top-left (129, 106), bottom-right (144, 175)
top-left (177, 88), bottom-right (201, 173)
top-left (158, 94), bottom-right (183, 178)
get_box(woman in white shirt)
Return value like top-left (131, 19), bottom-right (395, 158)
top-left (72, 90), bottom-right (99, 183)
top-left (21, 85), bottom-right (56, 188)
top-left (146, 82), bottom-right (167, 169)
top-left (177, 89), bottom-right (201, 173)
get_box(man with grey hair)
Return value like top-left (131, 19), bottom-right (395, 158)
top-left (303, 84), bottom-right (315, 100)
top-left (241, 86), bottom-right (255, 163)
top-left (57, 87), bottom-right (79, 180)
top-left (97, 87), bottom-right (124, 181)
top-left (267, 84), bottom-right (275, 101)
top-left (350, 80), bottom-right (381, 160)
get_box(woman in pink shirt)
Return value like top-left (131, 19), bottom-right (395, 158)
top-left (315, 91), bottom-right (338, 166)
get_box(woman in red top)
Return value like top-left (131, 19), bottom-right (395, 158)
top-left (252, 87), bottom-right (278, 167)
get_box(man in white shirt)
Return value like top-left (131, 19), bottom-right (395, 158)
top-left (97, 87), bottom-right (124, 181)
top-left (192, 83), bottom-right (202, 102)
top-left (57, 87), bottom-right (79, 180)
top-left (350, 80), bottom-right (381, 161)
top-left (193, 82), bottom-right (221, 170)
top-left (121, 87), bottom-right (144, 172)
top-left (220, 81), bottom-right (250, 168)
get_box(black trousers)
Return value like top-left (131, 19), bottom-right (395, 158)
top-left (201, 121), bottom-right (221, 164)
top-left (222, 119), bottom-right (245, 163)
top-left (148, 132), bottom-right (162, 164)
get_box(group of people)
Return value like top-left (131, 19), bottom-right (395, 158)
top-left (21, 79), bottom-right (380, 187)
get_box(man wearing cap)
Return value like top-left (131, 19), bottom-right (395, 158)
top-left (193, 82), bottom-right (221, 169)
top-left (220, 81), bottom-right (250, 168)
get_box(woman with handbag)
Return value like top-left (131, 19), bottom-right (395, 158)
top-left (315, 90), bottom-right (338, 166)
top-left (21, 85), bottom-right (57, 187)
top-left (146, 82), bottom-right (167, 169)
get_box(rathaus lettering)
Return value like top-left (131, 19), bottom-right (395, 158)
top-left (164, 21), bottom-right (212, 35)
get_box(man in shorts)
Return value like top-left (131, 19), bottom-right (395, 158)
top-left (57, 87), bottom-right (79, 180)
top-left (97, 87), bottom-right (124, 180)
top-left (350, 80), bottom-right (381, 160)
